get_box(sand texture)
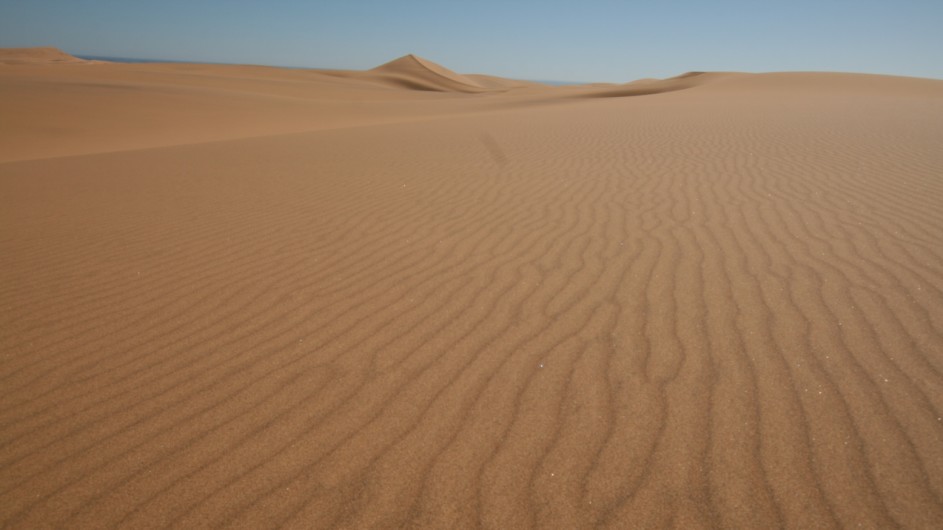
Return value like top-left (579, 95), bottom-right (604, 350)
top-left (2, 48), bottom-right (943, 528)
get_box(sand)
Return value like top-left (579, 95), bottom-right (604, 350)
top-left (1, 47), bottom-right (943, 529)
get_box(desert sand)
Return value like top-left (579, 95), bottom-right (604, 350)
top-left (1, 47), bottom-right (943, 528)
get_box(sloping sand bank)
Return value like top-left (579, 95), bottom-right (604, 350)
top-left (2, 48), bottom-right (943, 528)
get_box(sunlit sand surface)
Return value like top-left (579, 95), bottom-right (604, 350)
top-left (2, 47), bottom-right (943, 528)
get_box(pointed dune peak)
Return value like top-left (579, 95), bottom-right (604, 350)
top-left (372, 54), bottom-right (450, 74)
top-left (370, 53), bottom-right (425, 70)
top-left (368, 53), bottom-right (487, 92)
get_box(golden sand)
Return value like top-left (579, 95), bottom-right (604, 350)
top-left (2, 47), bottom-right (943, 528)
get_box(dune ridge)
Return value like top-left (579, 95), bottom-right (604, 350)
top-left (368, 54), bottom-right (488, 91)
top-left (0, 46), bottom-right (96, 65)
top-left (1, 49), bottom-right (943, 528)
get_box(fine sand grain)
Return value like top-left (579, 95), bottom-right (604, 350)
top-left (2, 48), bottom-right (943, 529)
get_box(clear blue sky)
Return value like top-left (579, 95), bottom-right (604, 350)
top-left (1, 0), bottom-right (941, 82)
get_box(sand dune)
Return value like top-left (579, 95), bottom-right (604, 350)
top-left (0, 46), bottom-right (95, 65)
top-left (564, 71), bottom-right (737, 98)
top-left (2, 49), bottom-right (943, 529)
top-left (0, 52), bottom-right (539, 162)
top-left (366, 54), bottom-right (489, 92)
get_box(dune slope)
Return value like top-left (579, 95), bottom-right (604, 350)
top-left (366, 54), bottom-right (489, 92)
top-left (0, 46), bottom-right (92, 65)
top-left (1, 54), bottom-right (943, 529)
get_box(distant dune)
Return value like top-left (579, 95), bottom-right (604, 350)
top-left (368, 54), bottom-right (489, 92)
top-left (0, 46), bottom-right (97, 65)
top-left (2, 48), bottom-right (943, 529)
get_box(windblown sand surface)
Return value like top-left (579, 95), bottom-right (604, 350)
top-left (2, 47), bottom-right (943, 528)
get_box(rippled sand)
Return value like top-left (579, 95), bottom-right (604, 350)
top-left (2, 48), bottom-right (943, 528)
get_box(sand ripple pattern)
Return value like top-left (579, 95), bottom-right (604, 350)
top-left (2, 85), bottom-right (943, 529)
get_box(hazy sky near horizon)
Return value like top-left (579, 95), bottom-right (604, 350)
top-left (1, 0), bottom-right (941, 82)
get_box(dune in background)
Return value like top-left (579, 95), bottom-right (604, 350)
top-left (2, 47), bottom-right (943, 528)
top-left (0, 46), bottom-right (99, 65)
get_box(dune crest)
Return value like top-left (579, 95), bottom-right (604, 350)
top-left (0, 46), bottom-right (95, 65)
top-left (365, 54), bottom-right (491, 92)
top-left (566, 71), bottom-right (740, 98)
